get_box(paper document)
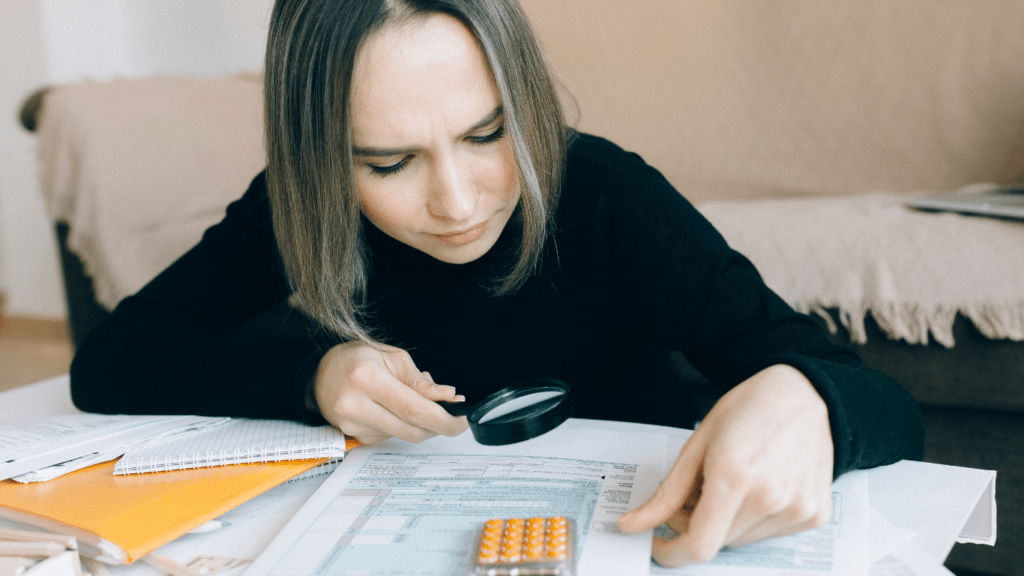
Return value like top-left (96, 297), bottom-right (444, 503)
top-left (246, 428), bottom-right (665, 576)
top-left (867, 460), bottom-right (996, 559)
top-left (10, 416), bottom-right (229, 483)
top-left (0, 414), bottom-right (227, 481)
top-left (870, 543), bottom-right (954, 576)
top-left (649, 471), bottom-right (870, 576)
top-left (12, 448), bottom-right (125, 483)
top-left (869, 507), bottom-right (916, 562)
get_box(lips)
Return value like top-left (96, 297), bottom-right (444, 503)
top-left (434, 221), bottom-right (487, 246)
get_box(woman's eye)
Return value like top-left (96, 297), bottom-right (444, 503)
top-left (468, 124), bottom-right (505, 146)
top-left (368, 155), bottom-right (412, 178)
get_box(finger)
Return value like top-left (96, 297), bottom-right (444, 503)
top-left (658, 482), bottom-right (700, 537)
top-left (421, 372), bottom-right (466, 403)
top-left (384, 352), bottom-right (461, 402)
top-left (349, 433), bottom-right (390, 446)
top-left (664, 509), bottom-right (691, 537)
top-left (366, 374), bottom-right (468, 437)
top-left (715, 486), bottom-right (788, 548)
top-left (653, 477), bottom-right (745, 566)
top-left (726, 516), bottom-right (808, 549)
top-left (727, 489), bottom-right (832, 548)
top-left (339, 396), bottom-right (443, 443)
top-left (618, 436), bottom-right (704, 533)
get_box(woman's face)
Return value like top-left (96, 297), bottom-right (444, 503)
top-left (350, 14), bottom-right (520, 264)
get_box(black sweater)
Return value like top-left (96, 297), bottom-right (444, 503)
top-left (70, 134), bottom-right (924, 476)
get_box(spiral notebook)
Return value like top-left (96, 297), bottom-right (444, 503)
top-left (114, 418), bottom-right (350, 475)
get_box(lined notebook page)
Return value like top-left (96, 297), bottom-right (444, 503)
top-left (115, 419), bottom-right (348, 474)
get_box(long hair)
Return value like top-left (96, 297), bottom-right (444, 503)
top-left (264, 0), bottom-right (567, 342)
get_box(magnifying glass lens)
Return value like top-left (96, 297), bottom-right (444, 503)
top-left (476, 390), bottom-right (564, 424)
top-left (440, 379), bottom-right (573, 445)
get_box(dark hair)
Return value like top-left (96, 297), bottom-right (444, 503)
top-left (264, 0), bottom-right (568, 341)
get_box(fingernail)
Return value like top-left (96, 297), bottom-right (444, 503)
top-left (454, 395), bottom-right (465, 402)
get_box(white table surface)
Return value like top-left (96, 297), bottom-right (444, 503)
top-left (0, 376), bottom-right (994, 575)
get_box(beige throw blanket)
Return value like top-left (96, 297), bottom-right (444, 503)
top-left (699, 189), bottom-right (1024, 347)
top-left (36, 76), bottom-right (266, 310)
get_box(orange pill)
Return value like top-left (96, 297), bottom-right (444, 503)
top-left (546, 548), bottom-right (568, 559)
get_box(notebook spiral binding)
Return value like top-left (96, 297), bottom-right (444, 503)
top-left (118, 443), bottom-right (345, 474)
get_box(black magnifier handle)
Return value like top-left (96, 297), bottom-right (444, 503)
top-left (439, 400), bottom-right (475, 417)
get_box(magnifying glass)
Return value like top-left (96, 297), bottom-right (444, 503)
top-left (438, 379), bottom-right (573, 445)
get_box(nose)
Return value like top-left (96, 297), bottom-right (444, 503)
top-left (427, 153), bottom-right (476, 222)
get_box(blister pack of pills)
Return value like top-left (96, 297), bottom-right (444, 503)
top-left (470, 516), bottom-right (576, 576)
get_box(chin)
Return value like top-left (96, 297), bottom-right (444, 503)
top-left (429, 246), bottom-right (487, 264)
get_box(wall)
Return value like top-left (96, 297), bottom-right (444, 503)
top-left (0, 2), bottom-right (59, 318)
top-left (519, 0), bottom-right (1024, 202)
top-left (0, 0), bottom-right (274, 318)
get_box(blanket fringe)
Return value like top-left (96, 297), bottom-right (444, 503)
top-left (797, 301), bottom-right (1024, 348)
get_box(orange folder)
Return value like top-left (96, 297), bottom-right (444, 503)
top-left (0, 455), bottom-right (343, 564)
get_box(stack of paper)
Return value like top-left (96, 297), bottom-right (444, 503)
top-left (0, 527), bottom-right (81, 576)
top-left (0, 415), bottom-right (352, 482)
top-left (0, 415), bottom-right (229, 483)
top-left (0, 413), bottom-right (358, 565)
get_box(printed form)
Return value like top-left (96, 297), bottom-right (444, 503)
top-left (248, 424), bottom-right (964, 576)
top-left (247, 428), bottom-right (666, 576)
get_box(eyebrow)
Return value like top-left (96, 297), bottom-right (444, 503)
top-left (352, 105), bottom-right (504, 158)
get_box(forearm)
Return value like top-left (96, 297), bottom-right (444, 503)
top-left (70, 299), bottom-right (331, 424)
top-left (771, 353), bottom-right (925, 476)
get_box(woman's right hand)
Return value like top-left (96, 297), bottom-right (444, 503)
top-left (314, 341), bottom-right (469, 444)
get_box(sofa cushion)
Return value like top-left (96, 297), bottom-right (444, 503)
top-left (822, 310), bottom-right (1024, 414)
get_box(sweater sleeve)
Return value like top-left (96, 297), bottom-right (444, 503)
top-left (70, 172), bottom-right (331, 425)
top-left (568, 135), bottom-right (924, 476)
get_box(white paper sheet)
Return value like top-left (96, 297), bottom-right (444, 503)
top-left (954, 476), bottom-right (996, 546)
top-left (11, 416), bottom-right (230, 483)
top-left (869, 507), bottom-right (917, 563)
top-left (246, 428), bottom-right (665, 576)
top-left (11, 447), bottom-right (126, 483)
top-left (869, 543), bottom-right (954, 576)
top-left (0, 376), bottom-right (79, 423)
top-left (0, 414), bottom-right (227, 481)
top-left (867, 460), bottom-right (996, 560)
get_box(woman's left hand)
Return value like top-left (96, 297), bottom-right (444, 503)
top-left (617, 364), bottom-right (834, 567)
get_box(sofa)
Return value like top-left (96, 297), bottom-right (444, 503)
top-left (21, 3), bottom-right (1024, 574)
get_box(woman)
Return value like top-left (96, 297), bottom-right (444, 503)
top-left (70, 0), bottom-right (924, 567)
